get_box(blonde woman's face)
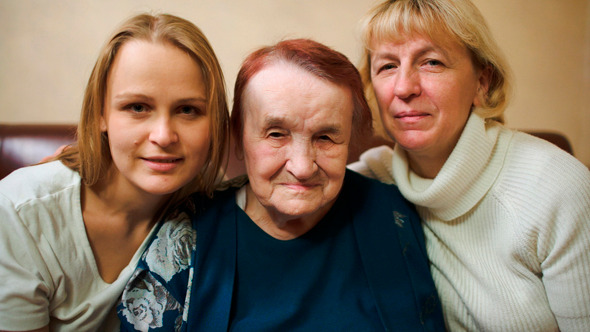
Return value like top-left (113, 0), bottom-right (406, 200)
top-left (100, 40), bottom-right (211, 198)
top-left (369, 33), bottom-right (488, 173)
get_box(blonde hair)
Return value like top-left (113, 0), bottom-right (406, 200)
top-left (360, 0), bottom-right (511, 123)
top-left (60, 13), bottom-right (229, 198)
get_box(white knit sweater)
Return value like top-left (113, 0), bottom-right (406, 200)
top-left (349, 113), bottom-right (590, 331)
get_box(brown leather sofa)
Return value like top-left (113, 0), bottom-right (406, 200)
top-left (0, 123), bottom-right (575, 180)
top-left (0, 124), bottom-right (77, 179)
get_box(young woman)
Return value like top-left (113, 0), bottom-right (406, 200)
top-left (0, 13), bottom-right (229, 331)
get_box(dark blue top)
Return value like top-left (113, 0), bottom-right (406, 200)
top-left (230, 195), bottom-right (382, 331)
top-left (117, 170), bottom-right (446, 332)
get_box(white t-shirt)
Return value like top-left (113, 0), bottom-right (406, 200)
top-left (0, 161), bottom-right (157, 331)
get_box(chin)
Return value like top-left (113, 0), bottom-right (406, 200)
top-left (142, 181), bottom-right (187, 197)
top-left (275, 203), bottom-right (322, 219)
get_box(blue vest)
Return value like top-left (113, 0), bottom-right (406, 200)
top-left (186, 170), bottom-right (445, 331)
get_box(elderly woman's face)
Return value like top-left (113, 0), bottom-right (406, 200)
top-left (370, 33), bottom-right (487, 170)
top-left (241, 63), bottom-right (353, 225)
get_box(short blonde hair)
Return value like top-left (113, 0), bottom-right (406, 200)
top-left (60, 13), bottom-right (229, 198)
top-left (360, 0), bottom-right (511, 122)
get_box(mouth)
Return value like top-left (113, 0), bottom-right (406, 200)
top-left (142, 157), bottom-right (183, 172)
top-left (393, 111), bottom-right (431, 124)
top-left (282, 182), bottom-right (319, 192)
top-left (394, 110), bottom-right (430, 118)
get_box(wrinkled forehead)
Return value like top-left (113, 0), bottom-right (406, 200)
top-left (242, 63), bottom-right (354, 129)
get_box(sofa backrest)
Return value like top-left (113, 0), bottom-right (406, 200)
top-left (0, 123), bottom-right (575, 180)
top-left (0, 124), bottom-right (77, 179)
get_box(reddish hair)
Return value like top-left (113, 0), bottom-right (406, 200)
top-left (231, 38), bottom-right (373, 153)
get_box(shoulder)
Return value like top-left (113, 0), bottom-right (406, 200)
top-left (0, 161), bottom-right (80, 207)
top-left (490, 130), bottom-right (590, 229)
top-left (499, 130), bottom-right (590, 195)
top-left (348, 145), bottom-right (395, 184)
top-left (345, 168), bottom-right (397, 191)
top-left (343, 169), bottom-right (414, 215)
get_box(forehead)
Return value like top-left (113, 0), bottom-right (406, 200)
top-left (242, 63), bottom-right (353, 128)
top-left (109, 40), bottom-right (204, 84)
top-left (369, 31), bottom-right (469, 61)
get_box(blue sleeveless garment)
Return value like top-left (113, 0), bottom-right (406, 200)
top-left (118, 170), bottom-right (445, 331)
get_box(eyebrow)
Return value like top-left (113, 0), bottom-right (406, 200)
top-left (112, 93), bottom-right (207, 105)
top-left (263, 115), bottom-right (343, 134)
top-left (263, 115), bottom-right (287, 128)
top-left (373, 44), bottom-right (448, 61)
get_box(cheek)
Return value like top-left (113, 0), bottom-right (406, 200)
top-left (372, 80), bottom-right (392, 108)
top-left (244, 143), bottom-right (284, 178)
top-left (318, 147), bottom-right (348, 180)
top-left (190, 127), bottom-right (212, 154)
top-left (107, 131), bottom-right (132, 154)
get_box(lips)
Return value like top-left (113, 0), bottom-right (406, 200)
top-left (394, 110), bottom-right (430, 119)
top-left (392, 110), bottom-right (431, 125)
top-left (142, 156), bottom-right (183, 172)
top-left (282, 182), bottom-right (320, 192)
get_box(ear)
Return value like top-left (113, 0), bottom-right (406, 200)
top-left (99, 114), bottom-right (107, 132)
top-left (473, 65), bottom-right (492, 108)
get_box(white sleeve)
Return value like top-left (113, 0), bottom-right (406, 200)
top-left (348, 145), bottom-right (396, 184)
top-left (538, 163), bottom-right (590, 331)
top-left (0, 194), bottom-right (51, 330)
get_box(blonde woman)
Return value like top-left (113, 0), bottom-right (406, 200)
top-left (0, 13), bottom-right (228, 331)
top-left (350, 0), bottom-right (590, 330)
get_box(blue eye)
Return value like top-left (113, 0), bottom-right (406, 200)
top-left (130, 104), bottom-right (146, 112)
top-left (177, 105), bottom-right (207, 119)
top-left (426, 59), bottom-right (443, 66)
top-left (179, 106), bottom-right (196, 115)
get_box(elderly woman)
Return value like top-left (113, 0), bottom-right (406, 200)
top-left (349, 0), bottom-right (590, 331)
top-left (118, 39), bottom-right (445, 331)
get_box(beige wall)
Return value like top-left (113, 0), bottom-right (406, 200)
top-left (1, 0), bottom-right (588, 166)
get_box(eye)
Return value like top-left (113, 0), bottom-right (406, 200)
top-left (268, 130), bottom-right (286, 139)
top-left (318, 135), bottom-right (333, 142)
top-left (127, 103), bottom-right (147, 113)
top-left (424, 59), bottom-right (443, 67)
top-left (177, 105), bottom-right (204, 117)
top-left (376, 63), bottom-right (397, 74)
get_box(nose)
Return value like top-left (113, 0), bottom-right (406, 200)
top-left (393, 66), bottom-right (421, 100)
top-left (149, 115), bottom-right (178, 147)
top-left (285, 140), bottom-right (318, 180)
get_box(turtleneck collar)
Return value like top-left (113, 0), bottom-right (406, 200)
top-left (392, 112), bottom-right (511, 221)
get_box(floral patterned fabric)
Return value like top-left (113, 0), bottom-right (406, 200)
top-left (117, 172), bottom-right (446, 331)
top-left (118, 203), bottom-right (197, 332)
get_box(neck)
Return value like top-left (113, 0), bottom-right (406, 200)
top-left (84, 173), bottom-right (170, 230)
top-left (407, 153), bottom-right (447, 179)
top-left (406, 136), bottom-right (459, 179)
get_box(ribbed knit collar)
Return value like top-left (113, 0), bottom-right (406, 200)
top-left (392, 112), bottom-right (510, 221)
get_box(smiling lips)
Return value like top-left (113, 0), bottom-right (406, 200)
top-left (142, 157), bottom-right (183, 172)
top-left (281, 181), bottom-right (321, 193)
top-left (394, 111), bottom-right (430, 124)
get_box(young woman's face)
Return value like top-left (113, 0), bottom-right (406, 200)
top-left (100, 40), bottom-right (211, 198)
top-left (241, 63), bottom-right (353, 225)
top-left (370, 33), bottom-right (487, 175)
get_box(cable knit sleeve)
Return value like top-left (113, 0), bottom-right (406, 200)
top-left (348, 145), bottom-right (396, 184)
top-left (497, 133), bottom-right (590, 331)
